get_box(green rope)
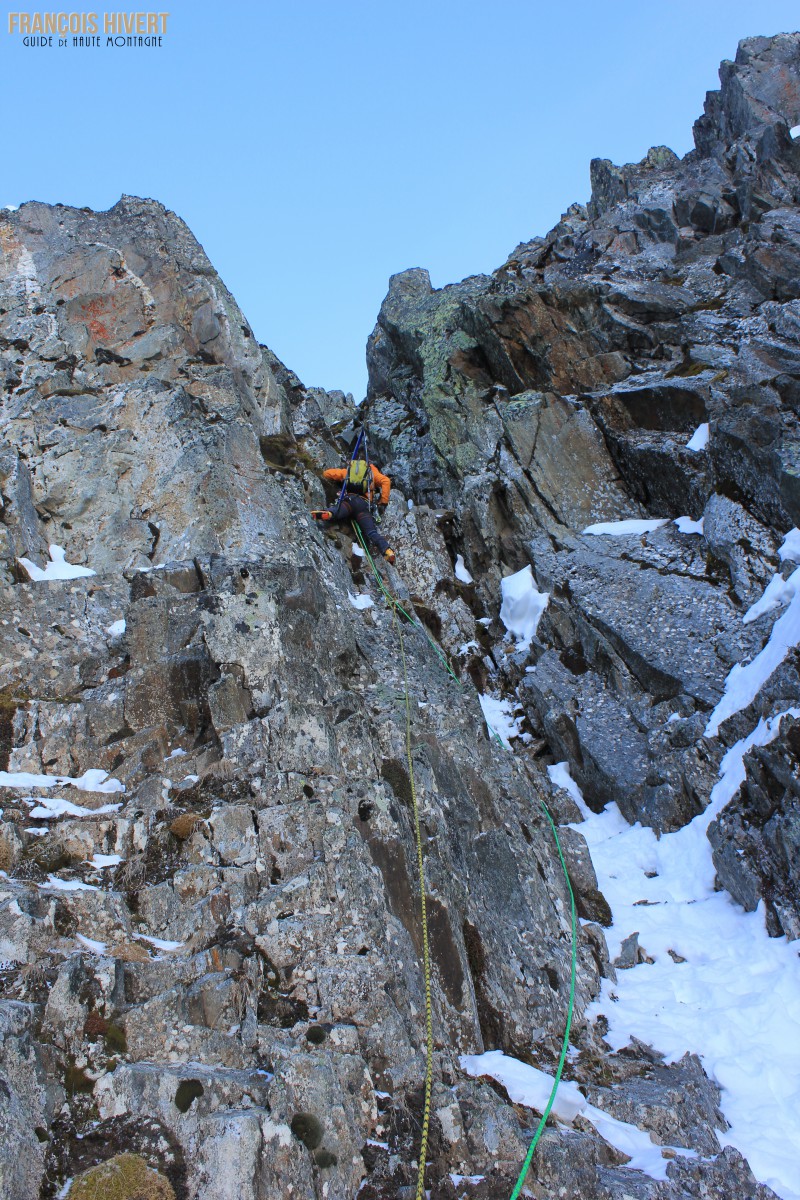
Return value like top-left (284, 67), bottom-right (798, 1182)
top-left (488, 729), bottom-right (578, 1197)
top-left (352, 517), bottom-right (578, 1198)
top-left (509, 795), bottom-right (577, 1199)
top-left (351, 518), bottom-right (436, 1195)
top-left (352, 521), bottom-right (461, 685)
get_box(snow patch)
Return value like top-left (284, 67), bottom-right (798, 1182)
top-left (0, 768), bottom-right (124, 794)
top-left (459, 1051), bottom-right (688, 1180)
top-left (686, 422), bottom-right (710, 451)
top-left (779, 527), bottom-right (800, 563)
top-left (499, 566), bottom-right (548, 652)
top-left (76, 933), bottom-right (107, 955)
top-left (25, 795), bottom-right (123, 820)
top-left (348, 591), bottom-right (373, 610)
top-left (39, 875), bottom-right (99, 892)
top-left (548, 761), bottom-right (592, 819)
top-left (705, 570), bottom-right (800, 735)
top-left (106, 619), bottom-right (126, 637)
top-left (454, 554), bottom-right (473, 584)
top-left (583, 518), bottom-right (668, 536)
top-left (133, 933), bottom-right (184, 952)
top-left (743, 568), bottom-right (799, 624)
top-left (478, 694), bottom-right (523, 749)
top-left (674, 516), bottom-right (704, 535)
top-left (18, 544), bottom-right (95, 582)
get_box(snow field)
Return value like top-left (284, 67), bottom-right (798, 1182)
top-left (549, 727), bottom-right (800, 1200)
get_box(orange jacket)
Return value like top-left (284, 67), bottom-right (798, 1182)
top-left (322, 463), bottom-right (391, 506)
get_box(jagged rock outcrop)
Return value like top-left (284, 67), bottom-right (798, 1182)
top-left (365, 35), bottom-right (800, 859)
top-left (1, 32), bottom-right (799, 1200)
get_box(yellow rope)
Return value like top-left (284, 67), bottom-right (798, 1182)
top-left (349, 520), bottom-right (435, 1195)
top-left (393, 602), bottom-right (434, 1200)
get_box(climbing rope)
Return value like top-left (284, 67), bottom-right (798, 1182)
top-left (508, 795), bottom-right (577, 1200)
top-left (352, 522), bottom-right (460, 685)
top-left (351, 521), bottom-right (435, 1198)
top-left (394, 602), bottom-right (435, 1200)
top-left (352, 520), bottom-right (578, 1200)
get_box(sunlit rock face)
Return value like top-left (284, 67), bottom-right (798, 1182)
top-left (1, 33), bottom-right (799, 1200)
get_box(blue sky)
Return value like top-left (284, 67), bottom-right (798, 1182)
top-left (3, 1), bottom-right (799, 398)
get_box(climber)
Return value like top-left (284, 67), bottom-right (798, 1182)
top-left (314, 451), bottom-right (396, 565)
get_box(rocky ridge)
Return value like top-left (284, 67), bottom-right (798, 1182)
top-left (0, 31), bottom-right (798, 1200)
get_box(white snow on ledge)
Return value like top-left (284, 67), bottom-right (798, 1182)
top-left (584, 516), bottom-right (705, 538)
top-left (76, 933), bottom-right (107, 955)
top-left (706, 565), bottom-right (800, 736)
top-left (17, 544), bottom-right (95, 582)
top-left (460, 1050), bottom-right (692, 1180)
top-left (779, 527), bottom-right (800, 563)
top-left (583, 518), bottom-right (668, 536)
top-left (674, 515), bottom-right (704, 535)
top-left (454, 554), bottom-right (474, 584)
top-left (548, 761), bottom-right (592, 816)
top-left (347, 591), bottom-right (373, 611)
top-left (39, 875), bottom-right (98, 893)
top-left (478, 693), bottom-right (524, 749)
top-left (0, 768), bottom-right (125, 794)
top-left (133, 933), bottom-right (184, 952)
top-left (24, 795), bottom-right (122, 820)
top-left (686, 422), bottom-right (710, 451)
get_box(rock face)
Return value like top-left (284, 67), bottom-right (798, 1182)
top-left (1, 33), bottom-right (799, 1200)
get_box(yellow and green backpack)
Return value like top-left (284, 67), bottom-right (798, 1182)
top-left (346, 459), bottom-right (372, 495)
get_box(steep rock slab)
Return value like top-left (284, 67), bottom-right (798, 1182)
top-left (0, 197), bottom-right (294, 578)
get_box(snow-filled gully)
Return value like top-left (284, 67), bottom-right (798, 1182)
top-left (473, 531), bottom-right (800, 1200)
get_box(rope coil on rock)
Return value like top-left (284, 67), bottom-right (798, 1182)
top-left (352, 520), bottom-right (578, 1200)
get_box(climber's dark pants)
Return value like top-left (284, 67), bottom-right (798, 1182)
top-left (333, 494), bottom-right (390, 553)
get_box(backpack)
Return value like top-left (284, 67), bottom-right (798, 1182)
top-left (346, 459), bottom-right (372, 496)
